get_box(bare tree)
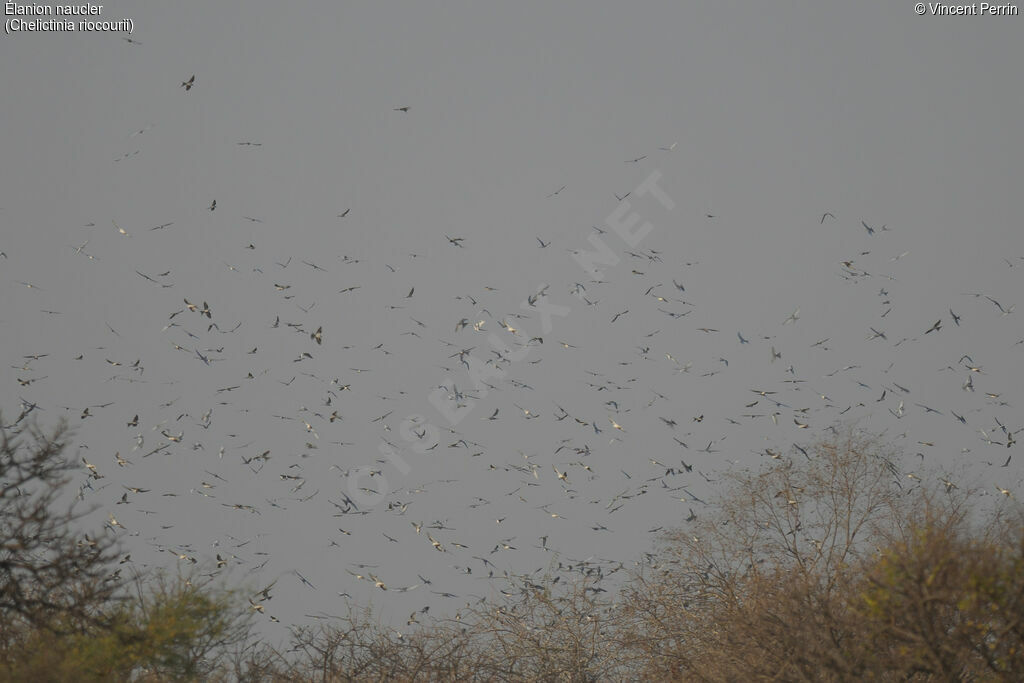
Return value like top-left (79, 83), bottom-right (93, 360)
top-left (0, 418), bottom-right (122, 633)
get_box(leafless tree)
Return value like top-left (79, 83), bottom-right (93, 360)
top-left (0, 418), bottom-right (122, 634)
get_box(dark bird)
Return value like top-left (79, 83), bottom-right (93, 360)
top-left (181, 75), bottom-right (195, 91)
top-left (393, 106), bottom-right (411, 112)
top-left (985, 296), bottom-right (1015, 316)
top-left (821, 212), bottom-right (836, 223)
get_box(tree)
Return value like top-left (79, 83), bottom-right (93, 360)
top-left (0, 418), bottom-right (122, 633)
top-left (2, 571), bottom-right (258, 682)
top-left (856, 488), bottom-right (1024, 680)
top-left (619, 428), bottom-right (1024, 681)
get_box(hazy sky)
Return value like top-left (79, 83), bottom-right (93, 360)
top-left (3, 1), bottom-right (1023, 632)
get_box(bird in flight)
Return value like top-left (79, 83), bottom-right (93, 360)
top-left (181, 75), bottom-right (195, 91)
top-left (545, 185), bottom-right (566, 199)
top-left (393, 106), bottom-right (410, 112)
top-left (862, 220), bottom-right (884, 235)
top-left (821, 212), bottom-right (836, 223)
top-left (985, 296), bottom-right (1015, 317)
top-left (445, 235), bottom-right (465, 248)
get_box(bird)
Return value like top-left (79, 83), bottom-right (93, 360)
top-left (985, 296), bottom-right (1015, 316)
top-left (821, 212), bottom-right (836, 223)
top-left (393, 106), bottom-right (410, 112)
top-left (181, 74), bottom-right (195, 90)
top-left (294, 571), bottom-right (317, 590)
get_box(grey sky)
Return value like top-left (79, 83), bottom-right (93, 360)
top-left (3, 1), bottom-right (1023, 631)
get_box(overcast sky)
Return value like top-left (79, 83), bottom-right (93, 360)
top-left (3, 1), bottom-right (1023, 632)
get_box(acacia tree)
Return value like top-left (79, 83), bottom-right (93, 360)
top-left (0, 418), bottom-right (122, 635)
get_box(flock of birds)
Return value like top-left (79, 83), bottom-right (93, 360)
top-left (3, 72), bottom-right (1024, 634)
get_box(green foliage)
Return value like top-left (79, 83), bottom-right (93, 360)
top-left (1, 573), bottom-right (254, 682)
